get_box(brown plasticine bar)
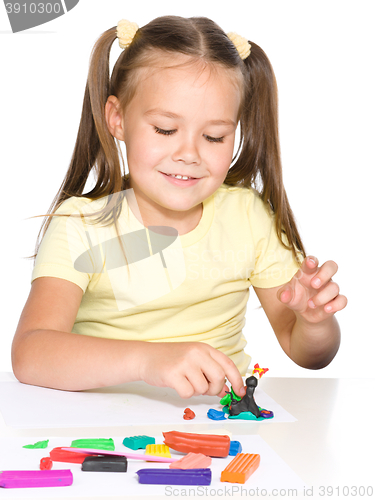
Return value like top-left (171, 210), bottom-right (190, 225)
top-left (163, 431), bottom-right (230, 458)
top-left (220, 453), bottom-right (260, 484)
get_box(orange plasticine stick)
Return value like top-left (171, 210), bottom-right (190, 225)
top-left (163, 431), bottom-right (230, 458)
top-left (220, 453), bottom-right (260, 484)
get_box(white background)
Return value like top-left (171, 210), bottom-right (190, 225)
top-left (0, 1), bottom-right (373, 378)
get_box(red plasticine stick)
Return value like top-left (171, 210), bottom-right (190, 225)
top-left (163, 431), bottom-right (230, 457)
top-left (50, 447), bottom-right (94, 464)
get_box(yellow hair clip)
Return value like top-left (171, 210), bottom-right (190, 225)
top-left (117, 19), bottom-right (139, 49)
top-left (226, 32), bottom-right (251, 60)
top-left (116, 20), bottom-right (250, 60)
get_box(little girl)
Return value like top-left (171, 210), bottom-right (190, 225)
top-left (12, 16), bottom-right (347, 399)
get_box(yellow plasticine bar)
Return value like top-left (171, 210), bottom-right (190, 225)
top-left (169, 453), bottom-right (212, 470)
top-left (220, 453), bottom-right (260, 484)
top-left (145, 444), bottom-right (171, 458)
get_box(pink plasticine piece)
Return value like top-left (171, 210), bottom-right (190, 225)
top-left (169, 453), bottom-right (212, 470)
top-left (0, 470), bottom-right (73, 488)
top-left (61, 447), bottom-right (178, 463)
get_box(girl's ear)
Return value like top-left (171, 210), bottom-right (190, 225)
top-left (105, 96), bottom-right (125, 141)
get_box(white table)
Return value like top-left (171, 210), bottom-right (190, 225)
top-left (0, 374), bottom-right (373, 499)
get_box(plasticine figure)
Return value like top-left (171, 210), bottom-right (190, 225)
top-left (220, 364), bottom-right (272, 419)
top-left (228, 375), bottom-right (261, 417)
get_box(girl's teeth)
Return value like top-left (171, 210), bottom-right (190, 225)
top-left (170, 174), bottom-right (192, 180)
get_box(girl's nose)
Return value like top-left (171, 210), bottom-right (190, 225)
top-left (171, 135), bottom-right (201, 165)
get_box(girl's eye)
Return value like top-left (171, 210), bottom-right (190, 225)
top-left (154, 127), bottom-right (176, 136)
top-left (204, 135), bottom-right (224, 143)
top-left (154, 127), bottom-right (224, 143)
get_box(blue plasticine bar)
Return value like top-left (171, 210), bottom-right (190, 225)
top-left (229, 440), bottom-right (242, 456)
top-left (137, 468), bottom-right (212, 485)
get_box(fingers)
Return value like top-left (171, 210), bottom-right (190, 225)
top-left (277, 285), bottom-right (294, 305)
top-left (307, 260), bottom-right (344, 313)
top-left (171, 351), bottom-right (233, 398)
top-left (156, 342), bottom-right (245, 399)
top-left (277, 256), bottom-right (347, 319)
top-left (217, 383), bottom-right (230, 399)
top-left (309, 259), bottom-right (338, 290)
top-left (173, 376), bottom-right (198, 399)
top-left (210, 349), bottom-right (246, 397)
top-left (308, 281), bottom-right (348, 313)
top-left (322, 293), bottom-right (348, 314)
top-left (300, 255), bottom-right (320, 276)
top-left (277, 255), bottom-right (321, 306)
top-left (187, 359), bottom-right (222, 397)
top-left (308, 281), bottom-right (339, 309)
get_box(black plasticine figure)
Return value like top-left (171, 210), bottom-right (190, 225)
top-left (228, 375), bottom-right (261, 418)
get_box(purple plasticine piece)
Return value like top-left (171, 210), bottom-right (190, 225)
top-left (259, 409), bottom-right (274, 419)
top-left (137, 468), bottom-right (212, 485)
top-left (0, 470), bottom-right (73, 488)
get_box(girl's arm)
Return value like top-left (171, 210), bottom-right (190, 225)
top-left (253, 256), bottom-right (347, 369)
top-left (12, 277), bottom-right (245, 398)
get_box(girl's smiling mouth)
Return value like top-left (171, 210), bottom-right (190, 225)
top-left (162, 172), bottom-right (198, 179)
top-left (161, 172), bottom-right (201, 185)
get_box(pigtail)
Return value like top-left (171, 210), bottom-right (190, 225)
top-left (86, 28), bottom-right (125, 199)
top-left (32, 27), bottom-right (125, 260)
top-left (226, 42), bottom-right (306, 261)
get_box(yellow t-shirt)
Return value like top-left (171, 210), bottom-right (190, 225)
top-left (31, 183), bottom-right (301, 375)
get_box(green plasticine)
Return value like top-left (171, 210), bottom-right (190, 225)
top-left (70, 438), bottom-right (115, 451)
top-left (219, 388), bottom-right (241, 406)
top-left (123, 435), bottom-right (155, 450)
top-left (23, 439), bottom-right (49, 449)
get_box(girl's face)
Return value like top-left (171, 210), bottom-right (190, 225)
top-left (121, 57), bottom-right (241, 227)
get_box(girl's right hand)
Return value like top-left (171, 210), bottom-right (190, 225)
top-left (138, 341), bottom-right (246, 399)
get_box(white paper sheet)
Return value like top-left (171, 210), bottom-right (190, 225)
top-left (0, 379), bottom-right (296, 428)
top-left (0, 435), bottom-right (307, 497)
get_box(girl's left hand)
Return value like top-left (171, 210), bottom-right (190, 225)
top-left (277, 256), bottom-right (347, 323)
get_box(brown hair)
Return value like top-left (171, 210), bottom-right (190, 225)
top-left (32, 15), bottom-right (305, 262)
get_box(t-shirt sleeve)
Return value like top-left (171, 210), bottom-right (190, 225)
top-left (247, 189), bottom-right (302, 288)
top-left (31, 197), bottom-right (94, 292)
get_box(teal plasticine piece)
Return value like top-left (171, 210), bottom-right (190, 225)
top-left (228, 412), bottom-right (267, 421)
top-left (222, 406), bottom-right (271, 421)
top-left (123, 435), bottom-right (155, 450)
top-left (70, 438), bottom-right (115, 451)
top-left (23, 440), bottom-right (49, 449)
